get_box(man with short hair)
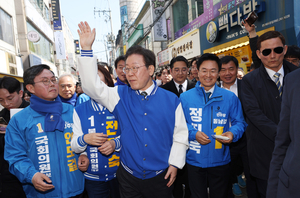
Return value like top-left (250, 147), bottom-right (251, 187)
top-left (77, 21), bottom-right (188, 198)
top-left (180, 53), bottom-right (246, 198)
top-left (161, 56), bottom-right (196, 98)
top-left (114, 55), bottom-right (128, 86)
top-left (58, 73), bottom-right (77, 106)
top-left (241, 31), bottom-right (298, 197)
top-left (0, 77), bottom-right (27, 197)
top-left (219, 56), bottom-right (257, 198)
top-left (4, 64), bottom-right (84, 198)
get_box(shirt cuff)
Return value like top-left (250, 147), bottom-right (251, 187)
top-left (77, 135), bottom-right (87, 147)
top-left (81, 50), bottom-right (93, 57)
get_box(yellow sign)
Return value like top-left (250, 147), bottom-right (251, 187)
top-left (206, 21), bottom-right (218, 43)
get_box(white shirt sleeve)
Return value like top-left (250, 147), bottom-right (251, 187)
top-left (78, 56), bottom-right (120, 112)
top-left (168, 103), bottom-right (189, 169)
top-left (71, 109), bottom-right (87, 153)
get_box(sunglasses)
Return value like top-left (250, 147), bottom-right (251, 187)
top-left (261, 46), bottom-right (284, 56)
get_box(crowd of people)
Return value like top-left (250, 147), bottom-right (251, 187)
top-left (0, 17), bottom-right (300, 198)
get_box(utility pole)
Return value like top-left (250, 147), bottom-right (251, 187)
top-left (94, 4), bottom-right (116, 68)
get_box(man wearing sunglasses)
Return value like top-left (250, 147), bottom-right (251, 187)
top-left (240, 31), bottom-right (298, 198)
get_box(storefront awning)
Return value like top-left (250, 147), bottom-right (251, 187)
top-left (204, 27), bottom-right (275, 54)
top-left (0, 73), bottom-right (24, 83)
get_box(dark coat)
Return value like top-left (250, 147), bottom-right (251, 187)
top-left (267, 68), bottom-right (300, 198)
top-left (240, 60), bottom-right (298, 180)
top-left (161, 79), bottom-right (196, 97)
top-left (0, 98), bottom-right (28, 197)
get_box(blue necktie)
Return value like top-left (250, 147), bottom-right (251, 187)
top-left (274, 73), bottom-right (283, 97)
top-left (205, 92), bottom-right (211, 102)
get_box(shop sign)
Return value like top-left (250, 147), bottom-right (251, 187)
top-left (168, 29), bottom-right (200, 60)
top-left (27, 31), bottom-right (40, 43)
top-left (52, 0), bottom-right (62, 31)
top-left (151, 0), bottom-right (168, 41)
top-left (218, 0), bottom-right (265, 33)
top-left (157, 48), bottom-right (169, 66)
top-left (206, 21), bottom-right (218, 43)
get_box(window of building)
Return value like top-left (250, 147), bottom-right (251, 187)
top-left (7, 53), bottom-right (17, 75)
top-left (27, 22), bottom-right (54, 63)
top-left (0, 8), bottom-right (14, 45)
top-left (173, 0), bottom-right (189, 33)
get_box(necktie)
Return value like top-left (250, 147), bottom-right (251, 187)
top-left (274, 73), bottom-right (283, 97)
top-left (205, 92), bottom-right (211, 102)
top-left (179, 84), bottom-right (183, 94)
top-left (141, 91), bottom-right (148, 98)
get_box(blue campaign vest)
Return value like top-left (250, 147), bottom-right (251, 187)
top-left (75, 100), bottom-right (120, 181)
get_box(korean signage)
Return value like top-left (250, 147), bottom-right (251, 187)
top-left (205, 0), bottom-right (265, 43)
top-left (175, 0), bottom-right (261, 39)
top-left (52, 0), bottom-right (62, 30)
top-left (54, 31), bottom-right (66, 59)
top-left (151, 0), bottom-right (168, 41)
top-left (217, 0), bottom-right (265, 33)
top-left (168, 29), bottom-right (200, 61)
top-left (157, 48), bottom-right (169, 66)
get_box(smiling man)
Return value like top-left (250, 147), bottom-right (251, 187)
top-left (4, 65), bottom-right (84, 197)
top-left (241, 31), bottom-right (298, 198)
top-left (77, 21), bottom-right (188, 198)
top-left (180, 53), bottom-right (246, 198)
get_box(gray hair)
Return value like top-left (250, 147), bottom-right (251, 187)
top-left (58, 73), bottom-right (77, 84)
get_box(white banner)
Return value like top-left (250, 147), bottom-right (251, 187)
top-left (54, 31), bottom-right (66, 60)
top-left (151, 0), bottom-right (168, 41)
top-left (168, 29), bottom-right (201, 61)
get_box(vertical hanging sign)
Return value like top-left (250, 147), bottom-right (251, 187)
top-left (52, 0), bottom-right (62, 30)
top-left (54, 31), bottom-right (66, 59)
top-left (151, 0), bottom-right (168, 41)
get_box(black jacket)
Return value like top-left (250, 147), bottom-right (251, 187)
top-left (267, 68), bottom-right (300, 197)
top-left (240, 60), bottom-right (298, 180)
top-left (0, 98), bottom-right (29, 196)
top-left (161, 79), bottom-right (196, 97)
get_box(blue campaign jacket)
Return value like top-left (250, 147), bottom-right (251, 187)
top-left (4, 104), bottom-right (84, 198)
top-left (73, 100), bottom-right (120, 181)
top-left (180, 82), bottom-right (247, 168)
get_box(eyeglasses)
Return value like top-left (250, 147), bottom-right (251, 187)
top-left (261, 46), bottom-right (284, 56)
top-left (34, 77), bottom-right (58, 86)
top-left (123, 65), bottom-right (146, 74)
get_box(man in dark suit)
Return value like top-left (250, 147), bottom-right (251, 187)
top-left (241, 31), bottom-right (298, 198)
top-left (267, 68), bottom-right (300, 198)
top-left (161, 56), bottom-right (196, 98)
top-left (161, 55), bottom-right (195, 198)
top-left (219, 56), bottom-right (257, 198)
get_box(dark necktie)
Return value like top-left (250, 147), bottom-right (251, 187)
top-left (141, 91), bottom-right (148, 98)
top-left (274, 73), bottom-right (283, 97)
top-left (179, 84), bottom-right (183, 94)
top-left (205, 92), bottom-right (211, 102)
